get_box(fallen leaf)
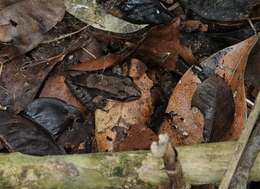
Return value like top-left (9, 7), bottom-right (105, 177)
top-left (0, 111), bottom-right (65, 155)
top-left (40, 74), bottom-right (86, 113)
top-left (23, 98), bottom-right (84, 138)
top-left (160, 35), bottom-right (257, 145)
top-left (95, 59), bottom-right (154, 152)
top-left (136, 20), bottom-right (195, 69)
top-left (245, 40), bottom-right (260, 98)
top-left (23, 97), bottom-right (89, 153)
top-left (102, 0), bottom-right (173, 24)
top-left (65, 0), bottom-right (147, 33)
top-left (68, 46), bottom-right (133, 71)
top-left (0, 54), bottom-right (64, 113)
top-left (117, 124), bottom-right (158, 151)
top-left (191, 75), bottom-right (235, 142)
top-left (135, 20), bottom-right (226, 70)
top-left (0, 0), bottom-right (65, 59)
top-left (179, 0), bottom-right (260, 21)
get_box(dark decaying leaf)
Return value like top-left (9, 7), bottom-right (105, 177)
top-left (23, 98), bottom-right (84, 137)
top-left (102, 0), bottom-right (173, 24)
top-left (23, 98), bottom-right (89, 153)
top-left (0, 111), bottom-right (64, 155)
top-left (65, 72), bottom-right (141, 110)
top-left (0, 0), bottom-right (65, 60)
top-left (191, 75), bottom-right (235, 142)
top-left (180, 0), bottom-right (260, 21)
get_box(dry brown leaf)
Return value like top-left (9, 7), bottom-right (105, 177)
top-left (182, 20), bottom-right (208, 32)
top-left (95, 59), bottom-right (154, 152)
top-left (117, 124), bottom-right (158, 151)
top-left (135, 19), bottom-right (197, 70)
top-left (0, 54), bottom-right (64, 113)
top-left (68, 47), bottom-right (134, 72)
top-left (160, 35), bottom-right (257, 145)
top-left (0, 0), bottom-right (65, 59)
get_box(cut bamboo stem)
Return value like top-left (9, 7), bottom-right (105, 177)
top-left (0, 141), bottom-right (260, 188)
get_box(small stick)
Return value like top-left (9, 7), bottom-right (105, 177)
top-left (247, 18), bottom-right (257, 36)
top-left (168, 2), bottom-right (180, 11)
top-left (0, 63), bottom-right (3, 76)
top-left (246, 98), bottom-right (255, 108)
top-left (81, 47), bottom-right (97, 59)
top-left (41, 25), bottom-right (89, 44)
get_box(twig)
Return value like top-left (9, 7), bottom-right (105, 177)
top-left (41, 25), bottom-right (89, 44)
top-left (20, 54), bottom-right (65, 70)
top-left (168, 2), bottom-right (180, 11)
top-left (246, 98), bottom-right (255, 108)
top-left (81, 47), bottom-right (97, 59)
top-left (0, 63), bottom-right (3, 76)
top-left (247, 18), bottom-right (257, 36)
top-left (219, 92), bottom-right (260, 189)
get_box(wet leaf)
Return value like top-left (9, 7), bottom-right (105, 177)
top-left (23, 98), bottom-right (89, 153)
top-left (95, 59), bottom-right (154, 152)
top-left (102, 0), bottom-right (173, 24)
top-left (180, 0), bottom-right (260, 21)
top-left (23, 98), bottom-right (84, 137)
top-left (0, 0), bottom-right (65, 59)
top-left (0, 111), bottom-right (64, 155)
top-left (65, 0), bottom-right (147, 33)
top-left (160, 35), bottom-right (257, 145)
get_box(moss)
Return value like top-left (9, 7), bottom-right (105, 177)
top-left (112, 166), bottom-right (124, 177)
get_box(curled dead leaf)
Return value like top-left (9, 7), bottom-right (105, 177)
top-left (160, 35), bottom-right (257, 145)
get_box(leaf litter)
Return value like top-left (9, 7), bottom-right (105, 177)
top-left (0, 1), bottom-right (260, 188)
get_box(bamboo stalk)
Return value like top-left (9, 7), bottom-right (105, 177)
top-left (0, 142), bottom-right (260, 188)
top-left (219, 92), bottom-right (260, 189)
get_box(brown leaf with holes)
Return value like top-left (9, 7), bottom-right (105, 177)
top-left (95, 59), bottom-right (154, 152)
top-left (160, 35), bottom-right (257, 145)
top-left (0, 0), bottom-right (65, 61)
